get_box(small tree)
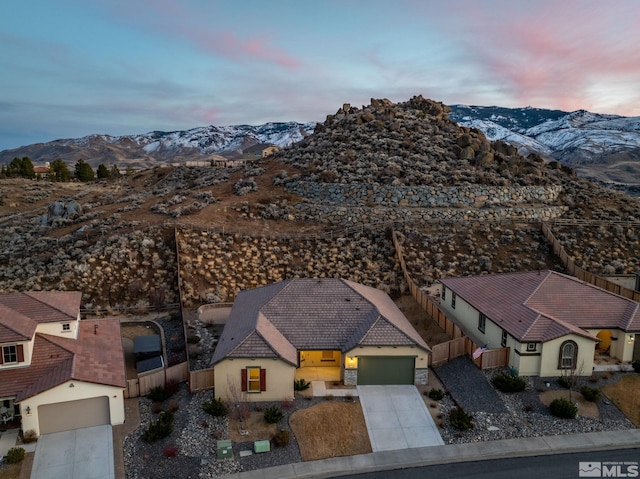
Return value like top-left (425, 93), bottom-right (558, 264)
top-left (75, 159), bottom-right (95, 181)
top-left (110, 164), bottom-right (122, 178)
top-left (50, 159), bottom-right (71, 182)
top-left (97, 163), bottom-right (110, 179)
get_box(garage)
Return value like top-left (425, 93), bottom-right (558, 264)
top-left (38, 396), bottom-right (110, 434)
top-left (357, 356), bottom-right (415, 385)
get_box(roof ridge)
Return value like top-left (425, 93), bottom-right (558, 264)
top-left (24, 291), bottom-right (78, 321)
top-left (361, 315), bottom-right (414, 345)
top-left (37, 332), bottom-right (78, 355)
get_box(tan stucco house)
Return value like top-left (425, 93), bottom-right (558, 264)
top-left (241, 143), bottom-right (279, 160)
top-left (0, 291), bottom-right (126, 436)
top-left (211, 278), bottom-right (431, 401)
top-left (440, 270), bottom-right (640, 377)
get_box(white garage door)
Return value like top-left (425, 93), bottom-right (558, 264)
top-left (38, 396), bottom-right (110, 434)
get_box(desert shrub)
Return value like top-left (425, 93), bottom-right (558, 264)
top-left (294, 378), bottom-right (311, 391)
top-left (162, 445), bottom-right (178, 458)
top-left (273, 429), bottom-right (290, 447)
top-left (580, 386), bottom-right (601, 402)
top-left (427, 388), bottom-right (445, 401)
top-left (164, 380), bottom-right (180, 397)
top-left (448, 407), bottom-right (474, 431)
top-left (492, 373), bottom-right (526, 393)
top-left (264, 405), bottom-right (284, 424)
top-left (281, 399), bottom-right (294, 409)
top-left (142, 411), bottom-right (174, 443)
top-left (549, 398), bottom-right (578, 419)
top-left (22, 429), bottom-right (37, 443)
top-left (233, 178), bottom-right (258, 196)
top-left (5, 447), bottom-right (25, 464)
top-left (186, 335), bottom-right (201, 344)
top-left (151, 402), bottom-right (164, 414)
top-left (168, 400), bottom-right (180, 412)
top-left (557, 376), bottom-right (576, 389)
top-left (202, 397), bottom-right (228, 417)
top-left (633, 360), bottom-right (640, 373)
top-left (146, 383), bottom-right (178, 402)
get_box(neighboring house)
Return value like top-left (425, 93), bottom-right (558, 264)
top-left (241, 143), bottom-right (280, 160)
top-left (0, 291), bottom-right (125, 436)
top-left (211, 278), bottom-right (431, 401)
top-left (439, 270), bottom-right (640, 377)
top-left (34, 163), bottom-right (50, 179)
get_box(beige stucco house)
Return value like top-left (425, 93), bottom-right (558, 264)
top-left (439, 270), bottom-right (640, 377)
top-left (211, 278), bottom-right (431, 401)
top-left (241, 143), bottom-right (280, 160)
top-left (0, 291), bottom-right (126, 436)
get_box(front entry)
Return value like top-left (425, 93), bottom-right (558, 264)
top-left (357, 356), bottom-right (415, 385)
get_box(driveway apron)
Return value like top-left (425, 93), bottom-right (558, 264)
top-left (357, 385), bottom-right (444, 452)
top-left (30, 425), bottom-right (114, 479)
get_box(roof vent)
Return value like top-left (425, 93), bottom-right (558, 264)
top-left (345, 298), bottom-right (351, 302)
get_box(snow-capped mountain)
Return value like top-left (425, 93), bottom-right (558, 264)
top-left (449, 105), bottom-right (640, 192)
top-left (0, 122), bottom-right (316, 169)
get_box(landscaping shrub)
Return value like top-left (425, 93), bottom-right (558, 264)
top-left (557, 376), bottom-right (576, 389)
top-left (5, 447), bottom-right (25, 464)
top-left (146, 383), bottom-right (178, 403)
top-left (448, 406), bottom-right (474, 431)
top-left (202, 397), bottom-right (228, 417)
top-left (633, 360), bottom-right (640, 373)
top-left (294, 378), bottom-right (311, 391)
top-left (580, 386), bottom-right (602, 402)
top-left (142, 411), bottom-right (174, 443)
top-left (22, 430), bottom-right (37, 443)
top-left (549, 398), bottom-right (578, 419)
top-left (186, 335), bottom-right (201, 344)
top-left (427, 388), bottom-right (445, 400)
top-left (492, 373), bottom-right (526, 393)
top-left (272, 429), bottom-right (290, 447)
top-left (264, 405), bottom-right (284, 424)
top-left (168, 400), bottom-right (180, 412)
top-left (162, 445), bottom-right (178, 458)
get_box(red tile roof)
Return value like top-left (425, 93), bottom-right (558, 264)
top-left (441, 270), bottom-right (640, 342)
top-left (0, 292), bottom-right (81, 342)
top-left (0, 318), bottom-right (125, 401)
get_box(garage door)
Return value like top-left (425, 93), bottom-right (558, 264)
top-left (357, 357), bottom-right (415, 385)
top-left (38, 396), bottom-right (110, 434)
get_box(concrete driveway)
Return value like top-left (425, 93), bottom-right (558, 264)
top-left (357, 385), bottom-right (444, 452)
top-left (30, 425), bottom-right (114, 479)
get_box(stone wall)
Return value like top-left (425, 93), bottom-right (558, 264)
top-left (286, 182), bottom-right (563, 208)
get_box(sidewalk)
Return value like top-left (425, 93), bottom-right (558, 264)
top-left (112, 398), bottom-right (141, 479)
top-left (220, 428), bottom-right (640, 479)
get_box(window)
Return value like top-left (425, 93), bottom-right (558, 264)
top-left (241, 367), bottom-right (266, 393)
top-left (527, 342), bottom-right (536, 352)
top-left (321, 351), bottom-right (334, 361)
top-left (559, 340), bottom-right (578, 369)
top-left (62, 323), bottom-right (71, 332)
top-left (441, 285), bottom-right (446, 301)
top-left (478, 313), bottom-right (486, 333)
top-left (451, 292), bottom-right (456, 309)
top-left (501, 330), bottom-right (508, 347)
top-left (2, 345), bottom-right (17, 364)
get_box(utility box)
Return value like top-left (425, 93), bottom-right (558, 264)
top-left (254, 440), bottom-right (270, 453)
top-left (217, 439), bottom-right (233, 460)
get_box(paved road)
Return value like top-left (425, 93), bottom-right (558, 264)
top-left (335, 448), bottom-right (640, 479)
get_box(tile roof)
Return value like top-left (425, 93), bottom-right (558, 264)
top-left (0, 318), bottom-right (125, 401)
top-left (212, 278), bottom-right (430, 365)
top-left (0, 291), bottom-right (81, 343)
top-left (441, 270), bottom-right (640, 343)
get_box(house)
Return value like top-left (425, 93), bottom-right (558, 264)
top-left (241, 143), bottom-right (280, 161)
top-left (211, 278), bottom-right (431, 401)
top-left (34, 163), bottom-right (49, 179)
top-left (0, 291), bottom-right (125, 436)
top-left (439, 270), bottom-right (640, 377)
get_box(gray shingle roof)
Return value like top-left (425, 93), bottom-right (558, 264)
top-left (441, 270), bottom-right (640, 343)
top-left (211, 278), bottom-right (430, 365)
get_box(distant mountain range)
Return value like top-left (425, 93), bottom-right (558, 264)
top-left (0, 122), bottom-right (316, 170)
top-left (2, 103), bottom-right (640, 193)
top-left (449, 105), bottom-right (640, 194)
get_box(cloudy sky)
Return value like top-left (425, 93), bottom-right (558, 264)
top-left (1, 0), bottom-right (639, 150)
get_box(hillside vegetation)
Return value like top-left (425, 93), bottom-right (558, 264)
top-left (1, 96), bottom-right (639, 310)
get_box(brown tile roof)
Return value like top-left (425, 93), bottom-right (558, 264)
top-left (441, 270), bottom-right (640, 343)
top-left (212, 278), bottom-right (430, 365)
top-left (0, 318), bottom-right (125, 401)
top-left (0, 291), bottom-right (82, 343)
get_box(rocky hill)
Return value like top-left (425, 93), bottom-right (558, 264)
top-left (1, 96), bottom-right (639, 311)
top-left (450, 105), bottom-right (640, 194)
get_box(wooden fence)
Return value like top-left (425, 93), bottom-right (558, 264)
top-left (189, 368), bottom-right (215, 392)
top-left (124, 361), bottom-right (189, 398)
top-left (392, 230), bottom-right (509, 370)
top-left (541, 222), bottom-right (640, 301)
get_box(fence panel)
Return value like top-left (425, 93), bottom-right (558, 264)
top-left (480, 348), bottom-right (510, 370)
top-left (124, 379), bottom-right (139, 399)
top-left (138, 369), bottom-right (165, 396)
top-left (190, 368), bottom-right (215, 392)
top-left (166, 362), bottom-right (189, 384)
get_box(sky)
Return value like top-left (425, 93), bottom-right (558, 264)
top-left (1, 0), bottom-right (639, 151)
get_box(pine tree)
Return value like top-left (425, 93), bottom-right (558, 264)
top-left (97, 164), bottom-right (110, 179)
top-left (110, 164), bottom-right (121, 178)
top-left (50, 159), bottom-right (71, 182)
top-left (74, 159), bottom-right (95, 182)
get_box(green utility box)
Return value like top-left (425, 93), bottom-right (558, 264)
top-left (217, 439), bottom-right (233, 460)
top-left (254, 440), bottom-right (270, 453)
